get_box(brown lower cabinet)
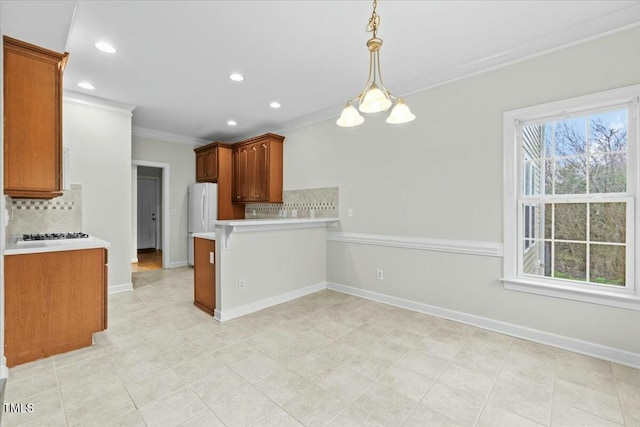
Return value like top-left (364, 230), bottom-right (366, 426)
top-left (194, 238), bottom-right (216, 315)
top-left (4, 248), bottom-right (108, 367)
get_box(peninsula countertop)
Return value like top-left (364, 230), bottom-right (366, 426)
top-left (212, 217), bottom-right (339, 249)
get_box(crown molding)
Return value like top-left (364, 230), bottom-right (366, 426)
top-left (132, 127), bottom-right (210, 147)
top-left (398, 11), bottom-right (640, 99)
top-left (63, 90), bottom-right (136, 114)
top-left (279, 8), bottom-right (640, 134)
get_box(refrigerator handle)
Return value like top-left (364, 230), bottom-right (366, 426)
top-left (201, 187), bottom-right (206, 230)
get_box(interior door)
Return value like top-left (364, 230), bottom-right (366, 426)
top-left (137, 177), bottom-right (158, 249)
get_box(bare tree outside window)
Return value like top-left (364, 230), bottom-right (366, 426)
top-left (521, 108), bottom-right (628, 286)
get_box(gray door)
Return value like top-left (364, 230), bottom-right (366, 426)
top-left (137, 177), bottom-right (159, 249)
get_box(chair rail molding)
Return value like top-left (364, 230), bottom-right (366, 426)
top-left (326, 232), bottom-right (503, 257)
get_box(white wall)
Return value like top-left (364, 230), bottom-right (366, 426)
top-left (132, 135), bottom-right (195, 266)
top-left (282, 27), bottom-right (640, 361)
top-left (63, 95), bottom-right (134, 291)
top-left (216, 226), bottom-right (327, 320)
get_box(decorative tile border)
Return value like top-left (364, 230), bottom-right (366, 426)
top-left (245, 187), bottom-right (338, 219)
top-left (11, 200), bottom-right (75, 210)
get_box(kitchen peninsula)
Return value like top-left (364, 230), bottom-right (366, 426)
top-left (193, 218), bottom-right (338, 321)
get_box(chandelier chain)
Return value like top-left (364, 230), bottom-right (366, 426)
top-left (366, 0), bottom-right (380, 38)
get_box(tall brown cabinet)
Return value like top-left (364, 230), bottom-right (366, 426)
top-left (3, 36), bottom-right (68, 199)
top-left (194, 142), bottom-right (244, 220)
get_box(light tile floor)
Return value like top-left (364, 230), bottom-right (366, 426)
top-left (4, 267), bottom-right (640, 426)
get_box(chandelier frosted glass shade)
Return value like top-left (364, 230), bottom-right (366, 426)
top-left (337, 0), bottom-right (415, 127)
top-left (336, 103), bottom-right (365, 127)
top-left (359, 83), bottom-right (392, 113)
top-left (385, 98), bottom-right (416, 124)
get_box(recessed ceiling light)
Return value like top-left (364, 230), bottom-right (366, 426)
top-left (227, 120), bottom-right (238, 126)
top-left (95, 41), bottom-right (116, 54)
top-left (229, 73), bottom-right (244, 82)
top-left (269, 102), bottom-right (281, 109)
top-left (78, 81), bottom-right (95, 90)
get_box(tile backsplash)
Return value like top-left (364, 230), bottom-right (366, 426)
top-left (245, 187), bottom-right (338, 219)
top-left (6, 184), bottom-right (83, 235)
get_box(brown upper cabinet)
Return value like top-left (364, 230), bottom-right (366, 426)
top-left (3, 36), bottom-right (68, 199)
top-left (194, 142), bottom-right (244, 220)
top-left (232, 133), bottom-right (284, 203)
top-left (195, 145), bottom-right (218, 182)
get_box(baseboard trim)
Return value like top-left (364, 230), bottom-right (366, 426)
top-left (326, 232), bottom-right (503, 257)
top-left (169, 261), bottom-right (188, 269)
top-left (216, 282), bottom-right (327, 322)
top-left (108, 282), bottom-right (133, 294)
top-left (327, 281), bottom-right (640, 368)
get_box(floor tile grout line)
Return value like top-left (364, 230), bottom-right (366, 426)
top-left (321, 322), bottom-right (455, 426)
top-left (52, 357), bottom-right (69, 427)
top-left (469, 338), bottom-right (514, 427)
top-left (609, 361), bottom-right (629, 427)
top-left (399, 326), bottom-right (479, 426)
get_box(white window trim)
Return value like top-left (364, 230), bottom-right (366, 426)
top-left (503, 84), bottom-right (640, 311)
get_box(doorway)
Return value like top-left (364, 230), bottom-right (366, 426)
top-left (134, 165), bottom-right (163, 272)
top-left (131, 160), bottom-right (171, 273)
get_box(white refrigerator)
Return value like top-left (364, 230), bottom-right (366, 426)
top-left (187, 183), bottom-right (218, 266)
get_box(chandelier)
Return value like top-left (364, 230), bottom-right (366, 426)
top-left (337, 0), bottom-right (416, 127)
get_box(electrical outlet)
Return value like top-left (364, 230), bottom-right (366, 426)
top-left (291, 209), bottom-right (297, 218)
top-left (376, 269), bottom-right (384, 280)
top-left (348, 208), bottom-right (353, 217)
top-left (310, 209), bottom-right (315, 218)
top-left (238, 279), bottom-right (245, 290)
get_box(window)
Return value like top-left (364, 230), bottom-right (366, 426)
top-left (503, 86), bottom-right (640, 310)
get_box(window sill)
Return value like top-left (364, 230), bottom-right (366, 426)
top-left (501, 277), bottom-right (640, 311)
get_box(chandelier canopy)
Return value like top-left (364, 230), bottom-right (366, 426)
top-left (337, 0), bottom-right (416, 127)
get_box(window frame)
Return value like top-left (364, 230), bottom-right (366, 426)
top-left (503, 85), bottom-right (640, 311)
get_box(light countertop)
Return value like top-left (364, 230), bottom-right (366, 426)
top-left (5, 235), bottom-right (111, 255)
top-left (212, 217), bottom-right (338, 250)
top-left (213, 217), bottom-right (339, 227)
top-left (193, 232), bottom-right (216, 241)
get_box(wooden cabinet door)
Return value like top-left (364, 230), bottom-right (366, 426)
top-left (195, 152), bottom-right (207, 181)
top-left (232, 148), bottom-right (241, 202)
top-left (247, 143), bottom-right (259, 201)
top-left (255, 141), bottom-right (269, 201)
top-left (236, 145), bottom-right (250, 202)
top-left (5, 249), bottom-right (106, 367)
top-left (195, 147), bottom-right (218, 182)
top-left (194, 238), bottom-right (216, 315)
top-left (3, 36), bottom-right (66, 199)
top-left (205, 148), bottom-right (218, 180)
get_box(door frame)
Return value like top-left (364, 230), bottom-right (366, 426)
top-left (132, 160), bottom-right (170, 269)
top-left (137, 175), bottom-right (161, 250)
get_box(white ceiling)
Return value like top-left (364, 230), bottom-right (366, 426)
top-left (2, 1), bottom-right (640, 145)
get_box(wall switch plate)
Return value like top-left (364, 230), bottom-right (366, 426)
top-left (209, 252), bottom-right (214, 264)
top-left (238, 279), bottom-right (245, 290)
top-left (348, 208), bottom-right (353, 217)
top-left (376, 269), bottom-right (384, 280)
